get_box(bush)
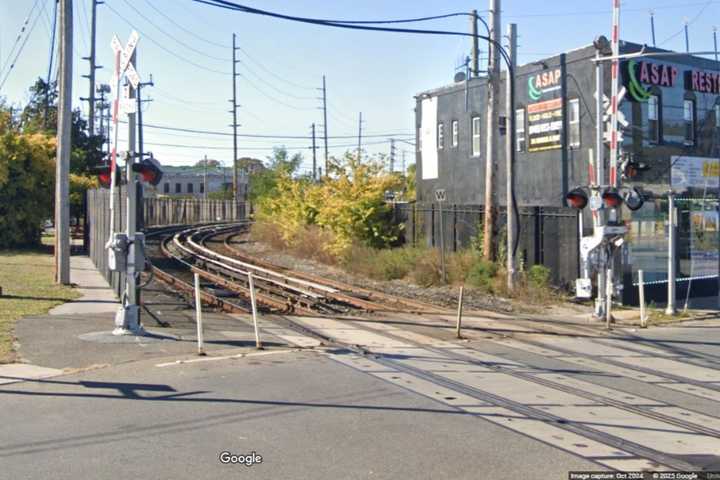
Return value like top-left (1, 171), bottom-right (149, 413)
top-left (466, 259), bottom-right (498, 291)
top-left (410, 251), bottom-right (442, 287)
top-left (527, 264), bottom-right (551, 289)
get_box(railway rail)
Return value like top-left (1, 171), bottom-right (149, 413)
top-left (147, 222), bottom-right (447, 318)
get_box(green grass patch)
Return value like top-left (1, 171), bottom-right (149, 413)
top-left (0, 246), bottom-right (80, 363)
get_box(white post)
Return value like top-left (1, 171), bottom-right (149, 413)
top-left (456, 286), bottom-right (465, 339)
top-left (666, 193), bottom-right (677, 315)
top-left (638, 269), bottom-right (647, 328)
top-left (248, 272), bottom-right (262, 349)
top-left (605, 264), bottom-right (613, 330)
top-left (193, 273), bottom-right (205, 355)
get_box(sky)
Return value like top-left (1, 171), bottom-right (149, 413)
top-left (1, 0), bottom-right (719, 174)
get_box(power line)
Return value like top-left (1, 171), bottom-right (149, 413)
top-left (117, 138), bottom-right (395, 150)
top-left (140, 0), bottom-right (229, 49)
top-left (189, 0), bottom-right (513, 70)
top-left (105, 3), bottom-right (231, 76)
top-left (118, 0), bottom-right (227, 62)
top-left (658, 0), bottom-right (714, 46)
top-left (0, 0), bottom-right (45, 91)
top-left (238, 59), bottom-right (316, 100)
top-left (119, 120), bottom-right (412, 139)
top-left (0, 0), bottom-right (43, 80)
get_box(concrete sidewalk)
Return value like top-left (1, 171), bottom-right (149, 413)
top-left (49, 255), bottom-right (119, 315)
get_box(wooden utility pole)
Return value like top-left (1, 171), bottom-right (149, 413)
top-left (322, 75), bottom-right (328, 175)
top-left (83, 0), bottom-right (100, 135)
top-left (357, 111), bottom-right (363, 161)
top-left (55, 0), bottom-right (72, 285)
top-left (482, 0), bottom-right (500, 261)
top-left (311, 123), bottom-right (317, 181)
top-left (505, 23), bottom-right (517, 290)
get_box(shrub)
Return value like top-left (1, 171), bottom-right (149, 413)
top-left (410, 251), bottom-right (442, 287)
top-left (527, 264), bottom-right (551, 289)
top-left (466, 259), bottom-right (498, 291)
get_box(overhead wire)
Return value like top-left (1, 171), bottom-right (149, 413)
top-left (118, 0), bottom-right (227, 62)
top-left (0, 0), bottom-right (46, 91)
top-left (0, 0), bottom-right (42, 79)
top-left (104, 3), bottom-right (231, 76)
top-left (658, 0), bottom-right (714, 46)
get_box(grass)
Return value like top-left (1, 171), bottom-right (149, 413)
top-left (0, 243), bottom-right (80, 363)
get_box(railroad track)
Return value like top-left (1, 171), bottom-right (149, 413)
top-left (147, 223), bottom-right (448, 317)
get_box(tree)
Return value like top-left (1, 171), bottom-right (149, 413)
top-left (248, 147), bottom-right (303, 203)
top-left (195, 158), bottom-right (221, 169)
top-left (21, 78), bottom-right (104, 175)
top-left (0, 105), bottom-right (55, 247)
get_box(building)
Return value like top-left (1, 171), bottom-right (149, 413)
top-left (414, 40), bottom-right (720, 306)
top-left (146, 158), bottom-right (265, 199)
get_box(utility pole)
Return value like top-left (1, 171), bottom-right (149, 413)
top-left (82, 0), bottom-right (102, 136)
top-left (505, 23), bottom-right (517, 290)
top-left (55, 0), bottom-right (72, 285)
top-left (311, 123), bottom-right (317, 181)
top-left (649, 10), bottom-right (656, 47)
top-left (203, 154), bottom-right (208, 199)
top-left (45, 0), bottom-right (58, 130)
top-left (401, 150), bottom-right (406, 175)
top-left (357, 111), bottom-right (363, 161)
top-left (684, 20), bottom-right (690, 53)
top-left (322, 75), bottom-right (328, 175)
top-left (714, 27), bottom-right (718, 62)
top-left (470, 9), bottom-right (480, 77)
top-left (483, 0), bottom-right (501, 261)
top-left (389, 138), bottom-right (396, 172)
top-left (231, 33), bottom-right (240, 208)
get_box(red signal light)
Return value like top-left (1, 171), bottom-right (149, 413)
top-left (601, 188), bottom-right (623, 208)
top-left (565, 187), bottom-right (588, 209)
top-left (132, 159), bottom-right (163, 186)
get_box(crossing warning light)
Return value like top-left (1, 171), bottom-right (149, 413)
top-left (623, 187), bottom-right (645, 211)
top-left (601, 188), bottom-right (624, 208)
top-left (132, 159), bottom-right (163, 186)
top-left (93, 164), bottom-right (114, 189)
top-left (565, 187), bottom-right (589, 209)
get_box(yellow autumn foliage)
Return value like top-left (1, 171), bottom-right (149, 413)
top-left (256, 153), bottom-right (402, 257)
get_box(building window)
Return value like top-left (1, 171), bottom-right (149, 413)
top-left (715, 103), bottom-right (720, 129)
top-left (187, 183), bottom-right (194, 193)
top-left (569, 98), bottom-right (580, 149)
top-left (200, 183), bottom-right (205, 194)
top-left (515, 108), bottom-right (526, 152)
top-left (648, 94), bottom-right (661, 144)
top-left (451, 120), bottom-right (459, 147)
top-left (175, 183), bottom-right (181, 193)
top-left (471, 116), bottom-right (481, 157)
top-left (163, 183), bottom-right (169, 194)
top-left (684, 98), bottom-right (695, 145)
top-left (437, 122), bottom-right (444, 150)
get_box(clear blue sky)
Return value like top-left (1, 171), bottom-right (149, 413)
top-left (1, 0), bottom-right (718, 173)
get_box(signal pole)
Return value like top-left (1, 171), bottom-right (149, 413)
top-left (311, 123), bottom-right (317, 181)
top-left (322, 75), bottom-right (328, 175)
top-left (505, 23), bottom-right (517, 290)
top-left (83, 0), bottom-right (102, 135)
top-left (483, 0), bottom-right (501, 261)
top-left (55, 0), bottom-right (72, 285)
top-left (231, 33), bottom-right (240, 207)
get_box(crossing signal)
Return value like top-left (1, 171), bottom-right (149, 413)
top-left (620, 156), bottom-right (650, 179)
top-left (601, 188), bottom-right (624, 208)
top-left (565, 187), bottom-right (589, 209)
top-left (132, 158), bottom-right (163, 186)
top-left (623, 187), bottom-right (645, 211)
top-left (92, 164), bottom-right (115, 189)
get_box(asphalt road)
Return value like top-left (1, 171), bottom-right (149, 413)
top-left (3, 307), bottom-right (720, 478)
